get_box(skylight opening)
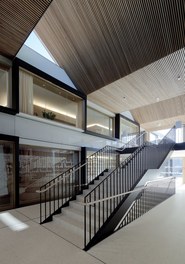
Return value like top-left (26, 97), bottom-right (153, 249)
top-left (24, 31), bottom-right (58, 65)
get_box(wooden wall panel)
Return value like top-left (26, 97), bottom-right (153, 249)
top-left (0, 0), bottom-right (53, 58)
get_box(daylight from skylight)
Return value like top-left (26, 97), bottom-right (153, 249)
top-left (25, 31), bottom-right (58, 65)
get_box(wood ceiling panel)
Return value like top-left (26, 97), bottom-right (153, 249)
top-left (131, 94), bottom-right (185, 125)
top-left (36, 0), bottom-right (184, 94)
top-left (88, 49), bottom-right (185, 113)
top-left (140, 116), bottom-right (185, 132)
top-left (0, 0), bottom-right (53, 58)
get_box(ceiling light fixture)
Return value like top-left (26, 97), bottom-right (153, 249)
top-left (156, 97), bottom-right (159, 102)
top-left (177, 75), bottom-right (181, 81)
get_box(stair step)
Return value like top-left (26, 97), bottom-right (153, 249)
top-left (62, 206), bottom-right (88, 223)
top-left (44, 218), bottom-right (85, 249)
top-left (53, 212), bottom-right (101, 235)
top-left (54, 214), bottom-right (84, 232)
top-left (69, 200), bottom-right (84, 212)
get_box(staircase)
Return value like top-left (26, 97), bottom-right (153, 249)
top-left (45, 170), bottom-right (111, 249)
top-left (38, 127), bottom-right (175, 250)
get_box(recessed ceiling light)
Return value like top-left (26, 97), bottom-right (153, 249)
top-left (156, 97), bottom-right (159, 102)
top-left (123, 96), bottom-right (126, 99)
top-left (177, 76), bottom-right (181, 81)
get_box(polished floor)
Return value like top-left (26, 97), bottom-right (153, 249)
top-left (0, 179), bottom-right (184, 264)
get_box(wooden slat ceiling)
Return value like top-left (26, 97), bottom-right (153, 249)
top-left (131, 93), bottom-right (185, 130)
top-left (35, 0), bottom-right (184, 95)
top-left (88, 48), bottom-right (185, 113)
top-left (0, 0), bottom-right (53, 58)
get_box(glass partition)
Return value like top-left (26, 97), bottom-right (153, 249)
top-left (87, 106), bottom-right (114, 137)
top-left (120, 116), bottom-right (139, 143)
top-left (19, 145), bottom-right (79, 206)
top-left (19, 69), bottom-right (84, 128)
top-left (0, 140), bottom-right (15, 211)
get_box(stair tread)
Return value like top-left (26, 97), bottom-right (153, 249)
top-left (44, 220), bottom-right (84, 249)
top-left (54, 214), bottom-right (84, 230)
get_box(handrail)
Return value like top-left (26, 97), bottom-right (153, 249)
top-left (83, 143), bottom-right (146, 199)
top-left (36, 132), bottom-right (145, 193)
top-left (114, 176), bottom-right (175, 231)
top-left (114, 200), bottom-right (136, 231)
top-left (118, 131), bottom-right (147, 151)
top-left (82, 176), bottom-right (175, 206)
top-left (36, 163), bottom-right (87, 193)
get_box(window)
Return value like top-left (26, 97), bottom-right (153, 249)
top-left (0, 66), bottom-right (12, 108)
top-left (19, 69), bottom-right (84, 128)
top-left (87, 107), bottom-right (114, 137)
top-left (19, 145), bottom-right (79, 206)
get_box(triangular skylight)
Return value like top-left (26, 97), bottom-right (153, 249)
top-left (25, 31), bottom-right (58, 65)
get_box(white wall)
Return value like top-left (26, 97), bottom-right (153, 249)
top-left (0, 112), bottom-right (122, 149)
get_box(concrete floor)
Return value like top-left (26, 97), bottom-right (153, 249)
top-left (0, 180), bottom-right (184, 264)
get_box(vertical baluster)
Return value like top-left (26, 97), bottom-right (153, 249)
top-left (130, 158), bottom-right (132, 189)
top-left (49, 182), bottom-right (51, 217)
top-left (84, 196), bottom-right (87, 248)
top-left (53, 179), bottom-right (55, 213)
top-left (40, 189), bottom-right (42, 223)
top-left (61, 174), bottom-right (64, 206)
top-left (106, 178), bottom-right (108, 219)
top-left (94, 191), bottom-right (96, 235)
top-left (125, 164), bottom-right (128, 192)
top-left (128, 161), bottom-right (131, 189)
top-left (45, 188), bottom-right (47, 221)
top-left (103, 181), bottom-right (105, 224)
top-left (109, 175), bottom-right (112, 213)
top-left (58, 176), bottom-right (60, 209)
top-left (89, 194), bottom-right (92, 242)
top-left (113, 172), bottom-right (115, 210)
top-left (98, 185), bottom-right (100, 230)
top-left (120, 167), bottom-right (123, 202)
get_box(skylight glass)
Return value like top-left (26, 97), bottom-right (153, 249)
top-left (25, 31), bottom-right (58, 65)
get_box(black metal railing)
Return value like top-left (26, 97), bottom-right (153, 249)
top-left (115, 176), bottom-right (175, 230)
top-left (83, 126), bottom-right (175, 249)
top-left (38, 132), bottom-right (145, 224)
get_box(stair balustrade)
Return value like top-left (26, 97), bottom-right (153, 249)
top-left (115, 176), bottom-right (175, 230)
top-left (37, 132), bottom-right (144, 223)
top-left (83, 126), bottom-right (175, 250)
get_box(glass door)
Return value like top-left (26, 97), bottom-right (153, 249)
top-left (0, 140), bottom-right (15, 211)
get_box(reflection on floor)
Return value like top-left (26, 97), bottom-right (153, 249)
top-left (0, 178), bottom-right (184, 264)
